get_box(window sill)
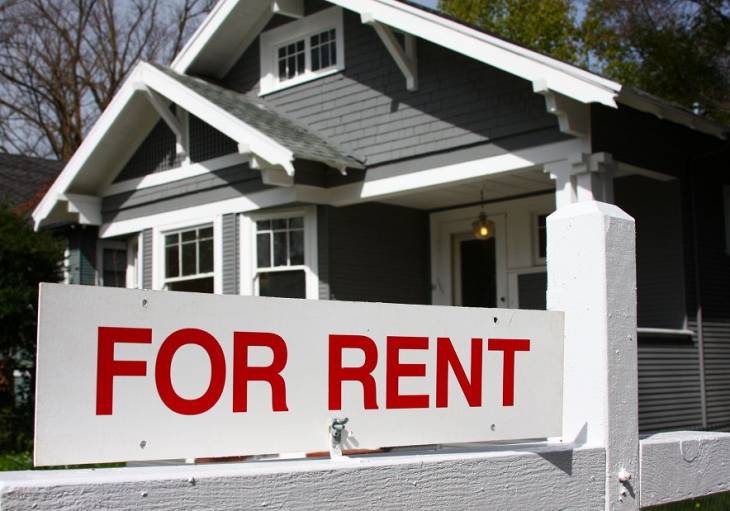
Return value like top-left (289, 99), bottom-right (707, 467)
top-left (259, 67), bottom-right (343, 96)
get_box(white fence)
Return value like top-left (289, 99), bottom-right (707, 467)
top-left (2, 200), bottom-right (730, 510)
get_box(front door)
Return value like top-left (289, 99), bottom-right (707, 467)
top-left (452, 232), bottom-right (498, 307)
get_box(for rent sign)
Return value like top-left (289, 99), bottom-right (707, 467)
top-left (35, 283), bottom-right (564, 466)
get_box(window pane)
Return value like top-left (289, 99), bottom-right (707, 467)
top-left (289, 217), bottom-right (303, 229)
top-left (321, 44), bottom-right (330, 68)
top-left (199, 239), bottom-right (214, 273)
top-left (199, 227), bottom-right (213, 240)
top-left (289, 230), bottom-right (304, 265)
top-left (103, 249), bottom-right (127, 288)
top-left (296, 40), bottom-right (304, 52)
top-left (258, 270), bottom-right (305, 298)
top-left (272, 219), bottom-right (287, 230)
top-left (257, 233), bottom-right (271, 268)
top-left (168, 277), bottom-right (214, 294)
top-left (257, 220), bottom-right (271, 231)
top-left (274, 232), bottom-right (288, 266)
top-left (297, 52), bottom-right (305, 74)
top-left (278, 47), bottom-right (285, 59)
top-left (312, 49), bottom-right (320, 70)
top-left (330, 39), bottom-right (337, 65)
top-left (311, 34), bottom-right (319, 45)
top-left (165, 233), bottom-right (178, 246)
top-left (278, 59), bottom-right (286, 80)
top-left (181, 230), bottom-right (196, 242)
top-left (166, 245), bottom-right (179, 278)
top-left (182, 242), bottom-right (197, 276)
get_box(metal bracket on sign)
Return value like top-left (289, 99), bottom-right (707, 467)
top-left (329, 417), bottom-right (349, 458)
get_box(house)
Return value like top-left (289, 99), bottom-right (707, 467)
top-left (32, 0), bottom-right (730, 433)
top-left (0, 153), bottom-right (63, 213)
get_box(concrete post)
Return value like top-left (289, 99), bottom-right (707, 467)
top-left (547, 201), bottom-right (639, 511)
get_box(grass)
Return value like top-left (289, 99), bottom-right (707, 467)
top-left (0, 451), bottom-right (124, 471)
top-left (644, 492), bottom-right (730, 510)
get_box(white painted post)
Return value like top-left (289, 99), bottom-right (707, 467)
top-left (547, 200), bottom-right (639, 511)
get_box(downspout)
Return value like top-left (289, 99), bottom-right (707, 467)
top-left (688, 167), bottom-right (708, 429)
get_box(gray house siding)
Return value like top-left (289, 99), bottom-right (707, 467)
top-left (614, 176), bottom-right (686, 329)
top-left (222, 5), bottom-right (562, 167)
top-left (222, 213), bottom-right (239, 294)
top-left (67, 226), bottom-right (98, 285)
top-left (594, 104), bottom-right (730, 433)
top-left (685, 172), bottom-right (730, 431)
top-left (102, 164), bottom-right (269, 223)
top-left (317, 203), bottom-right (430, 304)
top-left (142, 228), bottom-right (153, 289)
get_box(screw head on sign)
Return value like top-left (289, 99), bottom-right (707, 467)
top-left (618, 469), bottom-right (632, 483)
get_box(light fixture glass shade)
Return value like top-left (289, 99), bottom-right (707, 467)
top-left (472, 211), bottom-right (495, 240)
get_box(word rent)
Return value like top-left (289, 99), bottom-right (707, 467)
top-left (97, 327), bottom-right (531, 415)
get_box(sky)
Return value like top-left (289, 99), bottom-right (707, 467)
top-left (412, 0), bottom-right (439, 8)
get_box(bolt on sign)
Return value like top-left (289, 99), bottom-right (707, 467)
top-left (34, 283), bottom-right (564, 466)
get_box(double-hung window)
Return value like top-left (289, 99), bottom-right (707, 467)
top-left (164, 225), bottom-right (214, 293)
top-left (241, 208), bottom-right (318, 299)
top-left (255, 217), bottom-right (306, 298)
top-left (260, 7), bottom-right (344, 94)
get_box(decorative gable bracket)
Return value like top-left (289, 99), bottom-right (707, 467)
top-left (135, 83), bottom-right (190, 161)
top-left (361, 13), bottom-right (418, 91)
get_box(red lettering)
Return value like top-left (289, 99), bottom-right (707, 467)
top-left (488, 338), bottom-right (530, 406)
top-left (232, 332), bottom-right (289, 412)
top-left (436, 337), bottom-right (483, 408)
top-left (328, 334), bottom-right (379, 410)
top-left (155, 328), bottom-right (226, 415)
top-left (386, 336), bottom-right (429, 409)
top-left (96, 326), bottom-right (151, 415)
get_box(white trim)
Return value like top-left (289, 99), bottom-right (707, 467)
top-left (33, 62), bottom-right (295, 229)
top-left (100, 140), bottom-right (578, 239)
top-left (126, 234), bottom-right (142, 289)
top-left (101, 153), bottom-right (250, 197)
top-left (259, 7), bottom-right (345, 95)
top-left (636, 327), bottom-right (695, 337)
top-left (362, 15), bottom-right (417, 91)
top-left (239, 206), bottom-right (318, 300)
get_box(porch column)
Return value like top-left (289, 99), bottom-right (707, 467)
top-left (545, 152), bottom-right (616, 208)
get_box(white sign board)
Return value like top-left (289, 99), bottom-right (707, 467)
top-left (35, 283), bottom-right (564, 466)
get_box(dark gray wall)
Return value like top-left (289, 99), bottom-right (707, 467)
top-left (67, 226), bottom-right (98, 285)
top-left (102, 164), bottom-right (269, 223)
top-left (222, 4), bottom-right (561, 167)
top-left (317, 203), bottom-right (430, 304)
top-left (222, 213), bottom-right (239, 294)
top-left (614, 175), bottom-right (686, 329)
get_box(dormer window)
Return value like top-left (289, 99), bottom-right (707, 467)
top-left (260, 7), bottom-right (344, 95)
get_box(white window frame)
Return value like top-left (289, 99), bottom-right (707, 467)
top-left (152, 216), bottom-right (222, 293)
top-left (532, 210), bottom-right (550, 266)
top-left (240, 206), bottom-right (318, 299)
top-left (259, 7), bottom-right (345, 95)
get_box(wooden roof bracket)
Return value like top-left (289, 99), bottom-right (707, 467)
top-left (361, 13), bottom-right (417, 91)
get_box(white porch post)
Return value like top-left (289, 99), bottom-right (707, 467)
top-left (545, 152), bottom-right (616, 208)
top-left (547, 201), bottom-right (639, 510)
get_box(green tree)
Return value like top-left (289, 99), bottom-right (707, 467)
top-left (438, 0), bottom-right (581, 62)
top-left (0, 202), bottom-right (61, 452)
top-left (582, 0), bottom-right (730, 121)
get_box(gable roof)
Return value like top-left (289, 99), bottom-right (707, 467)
top-left (33, 62), bottom-right (361, 228)
top-left (154, 65), bottom-right (362, 170)
top-left (173, 0), bottom-right (726, 139)
top-left (0, 154), bottom-right (63, 212)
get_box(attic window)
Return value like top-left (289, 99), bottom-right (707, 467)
top-left (260, 7), bottom-right (344, 95)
